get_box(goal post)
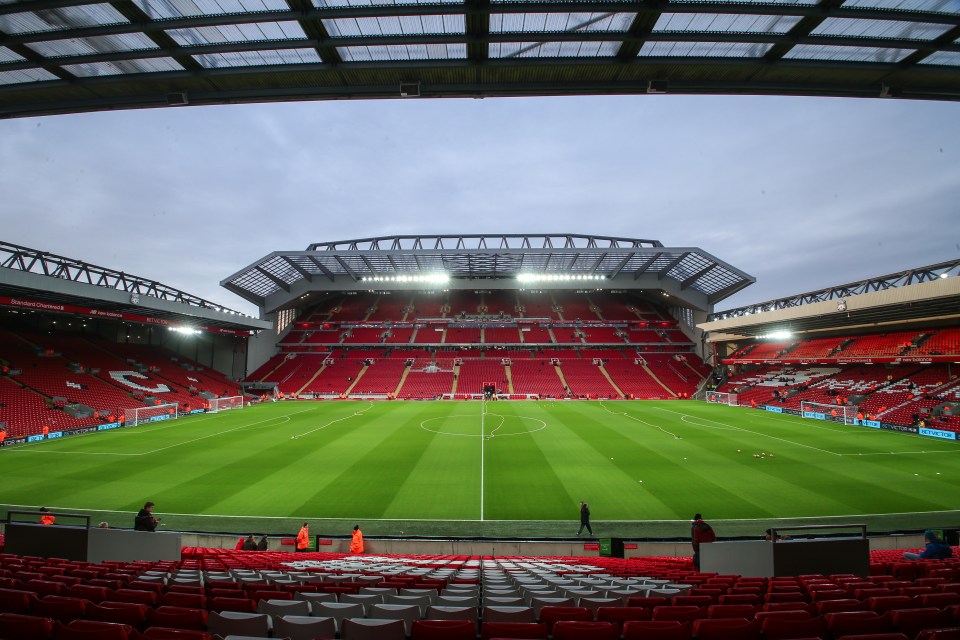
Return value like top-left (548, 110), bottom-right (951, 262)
top-left (801, 401), bottom-right (859, 425)
top-left (124, 403), bottom-right (179, 427)
top-left (208, 396), bottom-right (244, 413)
top-left (703, 391), bottom-right (739, 406)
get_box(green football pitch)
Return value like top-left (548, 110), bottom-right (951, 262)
top-left (2, 400), bottom-right (959, 538)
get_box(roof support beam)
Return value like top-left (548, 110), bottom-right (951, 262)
top-left (283, 256), bottom-right (314, 282)
top-left (307, 256), bottom-right (336, 283)
top-left (763, 0), bottom-right (847, 63)
top-left (255, 266), bottom-right (291, 292)
top-left (286, 0), bottom-right (343, 65)
top-left (658, 252), bottom-right (690, 280)
top-left (610, 252), bottom-right (635, 278)
top-left (334, 256), bottom-right (361, 281)
top-left (681, 263), bottom-right (718, 290)
top-left (109, 1), bottom-right (203, 72)
top-left (466, 0), bottom-right (491, 65)
top-left (223, 281), bottom-right (266, 307)
top-left (634, 252), bottom-right (663, 279)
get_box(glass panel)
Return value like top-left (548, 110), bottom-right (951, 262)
top-left (316, 0), bottom-right (462, 6)
top-left (840, 0), bottom-right (960, 14)
top-left (0, 46), bottom-right (24, 63)
top-left (920, 50), bottom-right (960, 64)
top-left (0, 68), bottom-right (59, 85)
top-left (490, 40), bottom-right (621, 57)
top-left (0, 4), bottom-right (128, 35)
top-left (338, 42), bottom-right (466, 60)
top-left (61, 57), bottom-right (184, 76)
top-left (322, 14), bottom-right (465, 36)
top-left (26, 33), bottom-right (160, 58)
top-left (812, 17), bottom-right (952, 39)
top-left (670, 0), bottom-right (818, 5)
top-left (133, 0), bottom-right (290, 19)
top-left (785, 44), bottom-right (913, 61)
top-left (654, 13), bottom-right (802, 33)
top-left (491, 12), bottom-right (635, 33)
top-left (639, 40), bottom-right (772, 56)
top-left (193, 47), bottom-right (322, 67)
top-left (167, 21), bottom-right (308, 46)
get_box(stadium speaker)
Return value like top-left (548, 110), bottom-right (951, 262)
top-left (879, 84), bottom-right (902, 98)
top-left (647, 80), bottom-right (669, 94)
top-left (400, 82), bottom-right (421, 98)
top-left (166, 92), bottom-right (189, 106)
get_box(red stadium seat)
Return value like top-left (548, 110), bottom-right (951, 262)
top-left (480, 622), bottom-right (548, 639)
top-left (137, 629), bottom-right (213, 640)
top-left (621, 620), bottom-right (692, 640)
top-left (826, 611), bottom-right (895, 637)
top-left (0, 612), bottom-right (55, 639)
top-left (0, 588), bottom-right (38, 614)
top-left (595, 606), bottom-right (651, 627)
top-left (650, 605), bottom-right (706, 622)
top-left (32, 596), bottom-right (88, 623)
top-left (54, 620), bottom-right (133, 640)
top-left (86, 601), bottom-right (148, 627)
top-left (892, 608), bottom-right (958, 638)
top-left (691, 617), bottom-right (761, 640)
top-left (761, 614), bottom-right (827, 640)
top-left (158, 593), bottom-right (207, 609)
top-left (538, 606), bottom-right (592, 631)
top-left (411, 619), bottom-right (476, 640)
top-left (552, 621), bottom-right (620, 640)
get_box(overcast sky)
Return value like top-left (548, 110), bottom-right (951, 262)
top-left (1, 94), bottom-right (958, 317)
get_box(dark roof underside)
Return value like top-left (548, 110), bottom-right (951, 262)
top-left (1, 0), bottom-right (959, 119)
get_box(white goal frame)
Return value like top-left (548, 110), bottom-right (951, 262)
top-left (801, 401), bottom-right (859, 425)
top-left (208, 396), bottom-right (244, 413)
top-left (704, 391), bottom-right (739, 406)
top-left (124, 403), bottom-right (179, 427)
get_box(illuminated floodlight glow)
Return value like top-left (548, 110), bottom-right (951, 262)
top-left (517, 273), bottom-right (606, 283)
top-left (168, 326), bottom-right (202, 335)
top-left (361, 273), bottom-right (449, 284)
top-left (941, 272), bottom-right (950, 279)
top-left (762, 331), bottom-right (793, 341)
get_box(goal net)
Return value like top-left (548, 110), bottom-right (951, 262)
top-left (801, 401), bottom-right (859, 425)
top-left (124, 403), bottom-right (179, 427)
top-left (704, 391), bottom-right (739, 406)
top-left (208, 396), bottom-right (244, 413)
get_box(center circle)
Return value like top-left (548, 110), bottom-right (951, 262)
top-left (420, 414), bottom-right (548, 438)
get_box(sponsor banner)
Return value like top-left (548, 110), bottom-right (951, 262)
top-left (764, 406), bottom-right (783, 414)
top-left (583, 543), bottom-right (600, 551)
top-left (803, 411), bottom-right (826, 421)
top-left (862, 420), bottom-right (882, 429)
top-left (884, 424), bottom-right (919, 434)
top-left (27, 434), bottom-right (45, 442)
top-left (920, 427), bottom-right (957, 440)
top-left (63, 427), bottom-right (98, 437)
top-left (3, 437), bottom-right (28, 446)
top-left (148, 414), bottom-right (171, 423)
top-left (189, 409), bottom-right (205, 414)
top-left (0, 295), bottom-right (251, 336)
top-left (47, 431), bottom-right (62, 439)
top-left (97, 423), bottom-right (122, 431)
top-left (725, 355), bottom-right (957, 365)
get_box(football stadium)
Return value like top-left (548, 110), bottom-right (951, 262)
top-left (1, 1), bottom-right (960, 638)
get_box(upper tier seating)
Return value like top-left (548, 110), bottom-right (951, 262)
top-left (398, 361), bottom-right (455, 399)
top-left (916, 328), bottom-right (960, 356)
top-left (839, 332), bottom-right (920, 358)
top-left (484, 327), bottom-right (521, 344)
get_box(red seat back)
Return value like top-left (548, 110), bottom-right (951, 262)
top-left (621, 620), bottom-right (692, 640)
top-left (480, 621), bottom-right (548, 639)
top-left (410, 619), bottom-right (475, 640)
top-left (552, 621), bottom-right (620, 640)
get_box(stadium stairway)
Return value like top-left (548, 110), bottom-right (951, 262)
top-left (0, 548), bottom-right (959, 640)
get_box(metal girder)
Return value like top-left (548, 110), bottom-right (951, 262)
top-left (764, 0), bottom-right (847, 63)
top-left (3, 31), bottom-right (960, 74)
top-left (0, 240), bottom-right (243, 313)
top-left (657, 252), bottom-right (690, 280)
top-left (109, 1), bottom-right (203, 72)
top-left (222, 281), bottom-right (265, 307)
top-left (254, 266), bottom-right (291, 293)
top-left (610, 253), bottom-right (635, 279)
top-left (708, 258), bottom-right (960, 320)
top-left (285, 0), bottom-right (342, 65)
top-left (707, 279), bottom-right (755, 306)
top-left (308, 234), bottom-right (663, 252)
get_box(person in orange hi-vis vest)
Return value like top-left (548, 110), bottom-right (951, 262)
top-left (42, 425), bottom-right (49, 437)
top-left (296, 522), bottom-right (310, 552)
top-left (39, 506), bottom-right (55, 526)
top-left (350, 525), bottom-right (364, 554)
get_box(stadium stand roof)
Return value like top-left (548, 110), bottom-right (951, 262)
top-left (221, 233), bottom-right (755, 313)
top-left (1, 0), bottom-right (959, 119)
top-left (698, 257), bottom-right (960, 338)
top-left (0, 240), bottom-right (271, 332)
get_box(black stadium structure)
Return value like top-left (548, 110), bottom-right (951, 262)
top-left (1, 0), bottom-right (960, 119)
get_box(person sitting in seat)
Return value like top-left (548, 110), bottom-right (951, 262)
top-left (904, 530), bottom-right (953, 560)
